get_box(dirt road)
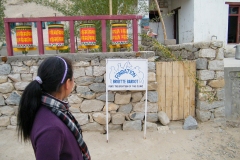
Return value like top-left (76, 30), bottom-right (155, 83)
top-left (0, 121), bottom-right (240, 160)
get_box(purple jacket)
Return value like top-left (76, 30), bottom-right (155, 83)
top-left (30, 105), bottom-right (84, 160)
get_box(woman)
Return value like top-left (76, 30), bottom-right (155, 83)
top-left (17, 56), bottom-right (91, 160)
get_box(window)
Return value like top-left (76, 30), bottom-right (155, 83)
top-left (227, 3), bottom-right (240, 43)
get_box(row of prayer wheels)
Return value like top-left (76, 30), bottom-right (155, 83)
top-left (14, 23), bottom-right (131, 52)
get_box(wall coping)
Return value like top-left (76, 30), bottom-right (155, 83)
top-left (1, 51), bottom-right (155, 63)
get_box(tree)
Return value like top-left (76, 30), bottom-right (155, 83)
top-left (0, 0), bottom-right (6, 42)
top-left (153, 0), bottom-right (167, 40)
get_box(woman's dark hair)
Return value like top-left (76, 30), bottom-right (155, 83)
top-left (17, 56), bottom-right (73, 141)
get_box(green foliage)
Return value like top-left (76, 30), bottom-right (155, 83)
top-left (0, 0), bottom-right (6, 42)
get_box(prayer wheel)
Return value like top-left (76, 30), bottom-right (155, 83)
top-left (16, 25), bottom-right (33, 48)
top-left (111, 23), bottom-right (128, 45)
top-left (80, 24), bottom-right (96, 45)
top-left (48, 24), bottom-right (64, 46)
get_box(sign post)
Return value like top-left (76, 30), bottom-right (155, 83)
top-left (106, 59), bottom-right (148, 142)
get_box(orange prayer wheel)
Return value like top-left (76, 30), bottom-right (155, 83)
top-left (16, 25), bottom-right (33, 48)
top-left (111, 23), bottom-right (128, 45)
top-left (48, 24), bottom-right (64, 46)
top-left (80, 24), bottom-right (96, 45)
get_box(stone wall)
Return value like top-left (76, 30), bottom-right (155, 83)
top-left (168, 42), bottom-right (225, 123)
top-left (0, 52), bottom-right (160, 132)
top-left (142, 38), bottom-right (226, 123)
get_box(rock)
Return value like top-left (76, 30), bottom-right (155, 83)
top-left (215, 71), bottom-right (224, 80)
top-left (8, 74), bottom-right (21, 82)
top-left (199, 49), bottom-right (216, 58)
top-left (73, 61), bottom-right (90, 67)
top-left (145, 122), bottom-right (157, 131)
top-left (81, 122), bottom-right (105, 133)
top-left (30, 66), bottom-right (38, 73)
top-left (146, 113), bottom-right (158, 122)
top-left (85, 66), bottom-right (93, 76)
top-left (0, 106), bottom-right (15, 116)
top-left (118, 103), bottom-right (133, 114)
top-left (194, 42), bottom-right (211, 49)
top-left (75, 76), bottom-right (95, 86)
top-left (210, 41), bottom-right (223, 48)
top-left (208, 79), bottom-right (225, 88)
top-left (142, 91), bottom-right (158, 103)
top-left (96, 92), bottom-right (115, 102)
top-left (148, 62), bottom-right (155, 72)
top-left (12, 66), bottom-right (29, 74)
top-left (89, 113), bottom-right (94, 123)
top-left (103, 103), bottom-right (119, 112)
top-left (0, 93), bottom-right (5, 105)
top-left (197, 70), bottom-right (215, 81)
top-left (0, 83), bottom-right (14, 93)
top-left (10, 116), bottom-right (17, 126)
top-left (197, 101), bottom-right (224, 110)
top-left (73, 67), bottom-right (85, 78)
top-left (131, 92), bottom-right (143, 103)
top-left (208, 60), bottom-right (224, 71)
top-left (68, 94), bottom-right (83, 104)
top-left (14, 82), bottom-right (30, 91)
top-left (7, 125), bottom-right (17, 130)
top-left (0, 64), bottom-right (11, 75)
top-left (92, 112), bottom-right (111, 125)
top-left (80, 91), bottom-right (96, 99)
top-left (105, 123), bottom-right (122, 130)
top-left (89, 83), bottom-right (106, 92)
top-left (129, 112), bottom-right (144, 120)
top-left (69, 104), bottom-right (80, 113)
top-left (23, 59), bottom-right (36, 66)
top-left (91, 58), bottom-right (100, 66)
top-left (167, 44), bottom-right (180, 51)
top-left (216, 48), bottom-right (224, 60)
top-left (80, 100), bottom-right (104, 112)
top-left (0, 116), bottom-right (10, 127)
top-left (21, 74), bottom-right (32, 82)
top-left (196, 58), bottom-right (207, 70)
top-left (5, 91), bottom-right (21, 105)
top-left (148, 72), bottom-right (156, 82)
top-left (94, 76), bottom-right (104, 83)
top-left (93, 66), bottom-right (106, 76)
top-left (148, 82), bottom-right (158, 91)
top-left (158, 111), bottom-right (170, 125)
top-left (133, 102), bottom-right (158, 113)
top-left (111, 113), bottom-right (125, 125)
top-left (11, 61), bottom-right (23, 66)
top-left (123, 120), bottom-right (142, 131)
top-left (214, 107), bottom-right (225, 118)
top-left (216, 88), bottom-right (224, 100)
top-left (72, 113), bottom-right (88, 125)
top-left (76, 86), bottom-right (90, 94)
top-left (183, 116), bottom-right (198, 130)
top-left (0, 75), bottom-right (8, 84)
top-left (114, 93), bottom-right (131, 105)
top-left (196, 109), bottom-right (211, 122)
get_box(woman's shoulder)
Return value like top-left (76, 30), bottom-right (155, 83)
top-left (32, 106), bottom-right (66, 133)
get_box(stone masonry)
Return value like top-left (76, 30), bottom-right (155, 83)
top-left (0, 42), bottom-right (227, 131)
top-left (0, 52), bottom-right (160, 132)
top-left (142, 38), bottom-right (226, 123)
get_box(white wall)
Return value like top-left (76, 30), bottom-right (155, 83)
top-left (171, 0), bottom-right (194, 44)
top-left (194, 0), bottom-right (229, 44)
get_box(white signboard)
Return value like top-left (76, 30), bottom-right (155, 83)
top-left (106, 59), bottom-right (148, 90)
top-left (105, 59), bottom-right (148, 142)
